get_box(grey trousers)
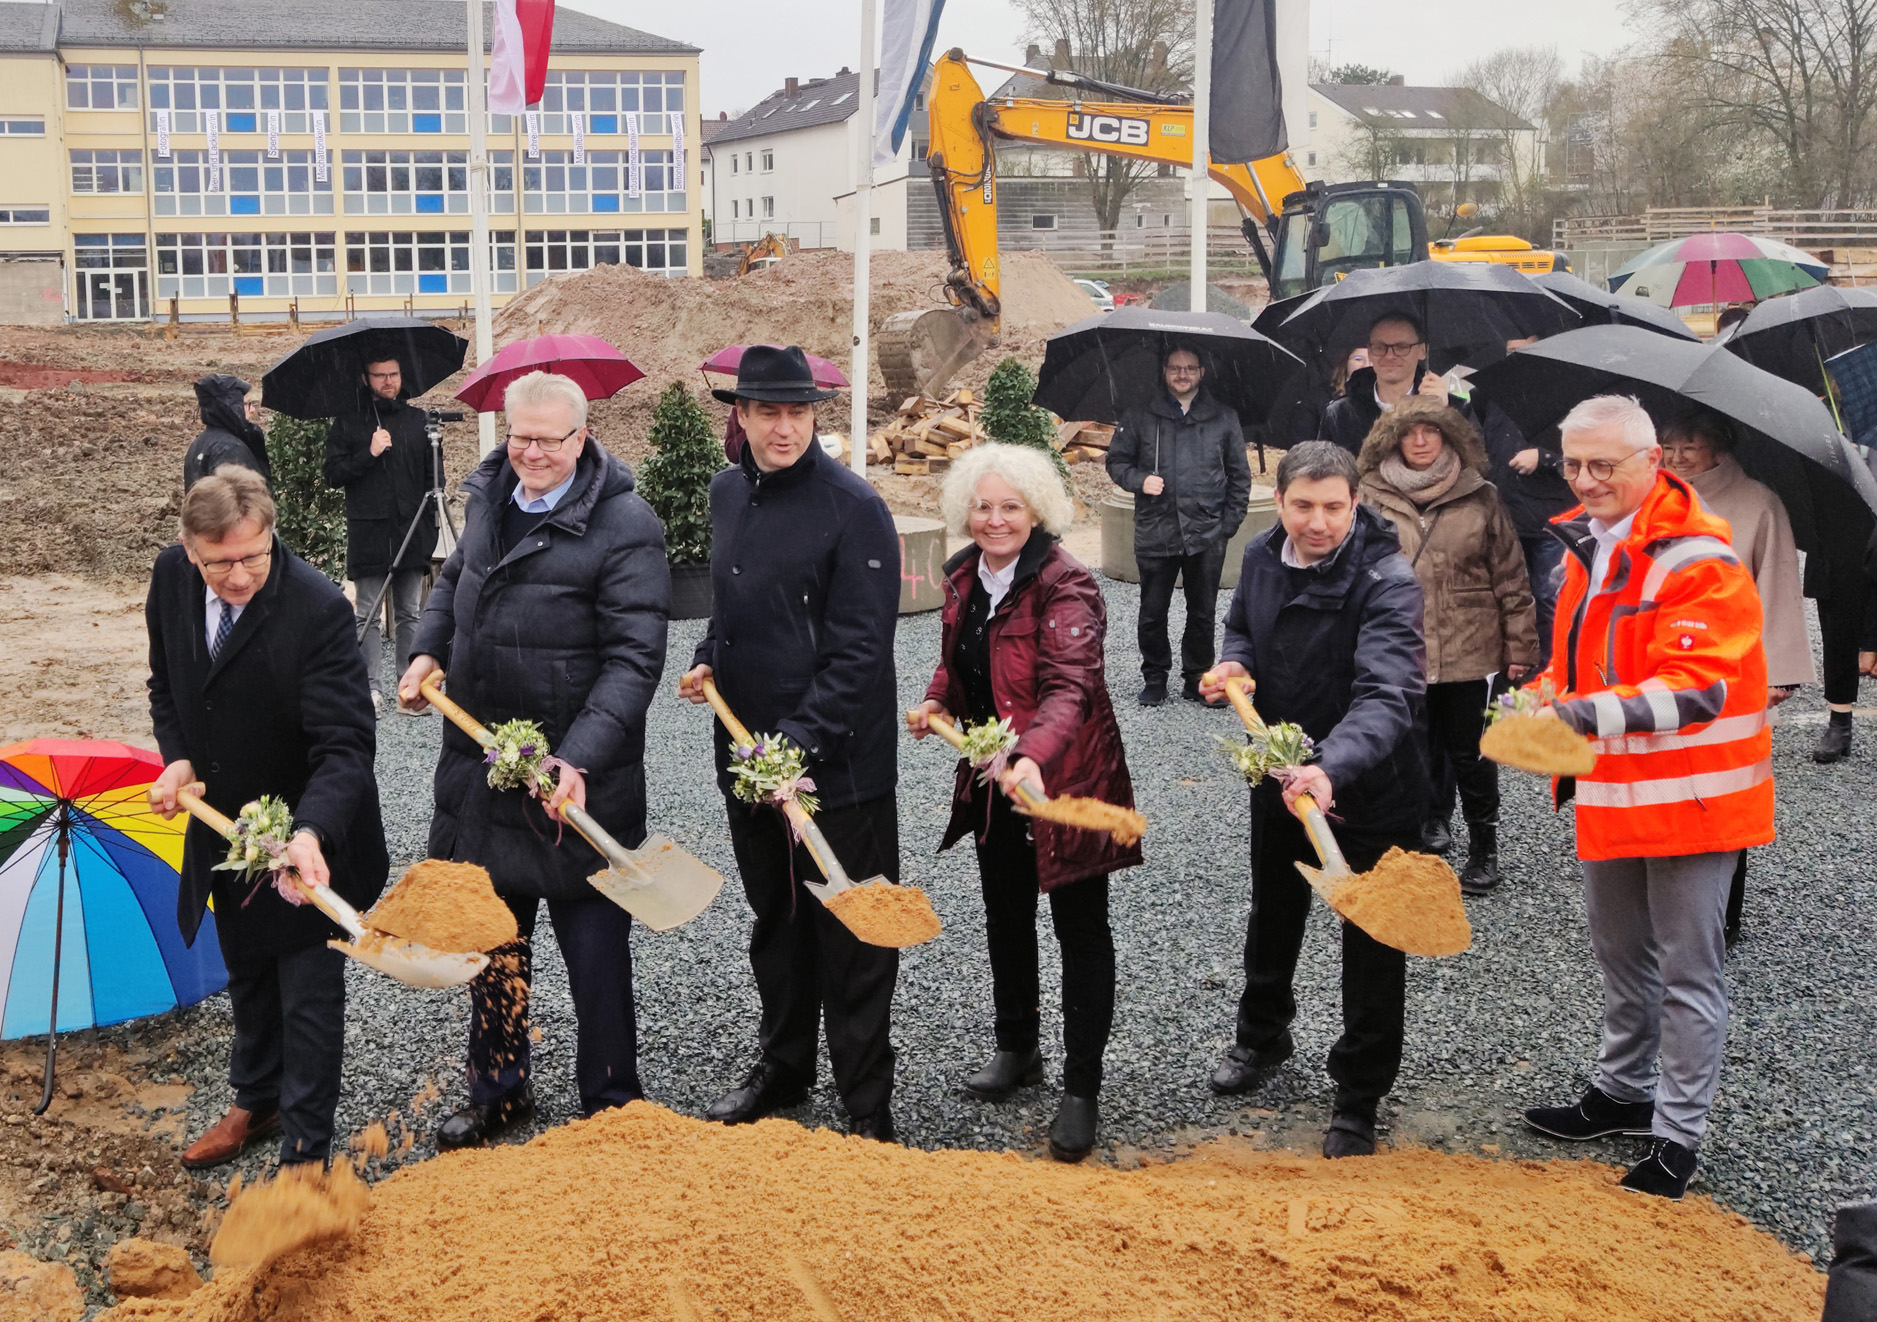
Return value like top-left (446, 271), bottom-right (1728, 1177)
top-left (353, 568), bottom-right (425, 694)
top-left (1581, 849), bottom-right (1737, 1148)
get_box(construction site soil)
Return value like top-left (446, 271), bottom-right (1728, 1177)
top-left (94, 1101), bottom-right (1824, 1322)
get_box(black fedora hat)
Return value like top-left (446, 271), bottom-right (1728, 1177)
top-left (710, 343), bottom-right (841, 405)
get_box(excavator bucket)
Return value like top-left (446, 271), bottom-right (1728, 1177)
top-left (877, 307), bottom-right (999, 401)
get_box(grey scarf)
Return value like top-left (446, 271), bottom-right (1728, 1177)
top-left (1379, 444), bottom-right (1462, 506)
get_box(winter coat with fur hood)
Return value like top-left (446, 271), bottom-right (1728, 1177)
top-left (1357, 397), bottom-right (1539, 684)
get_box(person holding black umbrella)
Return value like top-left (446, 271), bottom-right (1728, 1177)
top-left (1105, 344), bottom-right (1252, 707)
top-left (324, 356), bottom-right (437, 714)
top-left (1317, 314), bottom-right (1462, 454)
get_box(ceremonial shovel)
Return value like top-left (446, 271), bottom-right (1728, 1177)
top-left (916, 713), bottom-right (1146, 846)
top-left (419, 673), bottom-right (723, 931)
top-left (1214, 674), bottom-right (1355, 904)
top-left (174, 787), bottom-right (487, 989)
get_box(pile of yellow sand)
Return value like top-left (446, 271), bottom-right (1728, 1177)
top-left (364, 860), bottom-right (518, 954)
top-left (100, 1103), bottom-right (1823, 1322)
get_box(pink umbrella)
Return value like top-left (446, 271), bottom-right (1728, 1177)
top-left (455, 334), bottom-right (644, 412)
top-left (698, 344), bottom-right (849, 389)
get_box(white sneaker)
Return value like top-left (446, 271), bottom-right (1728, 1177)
top-left (369, 689), bottom-right (385, 716)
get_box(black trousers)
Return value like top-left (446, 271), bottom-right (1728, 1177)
top-left (1726, 849), bottom-right (1749, 935)
top-left (1136, 541), bottom-right (1227, 684)
top-left (1818, 578), bottom-right (1869, 706)
top-left (222, 939), bottom-right (347, 1166)
top-left (1521, 532), bottom-right (1566, 672)
top-left (1233, 796), bottom-right (1417, 1118)
top-left (467, 891), bottom-right (641, 1116)
top-left (725, 795), bottom-right (900, 1119)
top-left (972, 790), bottom-right (1115, 1098)
top-left (1424, 679), bottom-right (1500, 825)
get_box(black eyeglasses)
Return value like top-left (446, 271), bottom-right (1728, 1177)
top-left (505, 427), bottom-right (580, 454)
top-left (1561, 451), bottom-right (1647, 482)
top-left (198, 549), bottom-right (272, 577)
top-left (1366, 340), bottom-right (1423, 358)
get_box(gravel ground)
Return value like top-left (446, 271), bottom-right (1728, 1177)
top-left (154, 579), bottom-right (1875, 1268)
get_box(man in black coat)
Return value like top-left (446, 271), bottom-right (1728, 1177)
top-left (1198, 441), bottom-right (1429, 1160)
top-left (401, 369), bottom-right (669, 1149)
top-left (145, 466), bottom-right (386, 1169)
top-left (324, 356), bottom-right (438, 709)
top-left (1105, 345), bottom-right (1251, 707)
top-left (678, 345), bottom-right (903, 1141)
top-left (183, 374), bottom-right (271, 491)
top-left (1318, 314), bottom-right (1470, 453)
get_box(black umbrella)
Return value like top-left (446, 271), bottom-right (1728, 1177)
top-left (1531, 271), bottom-right (1700, 341)
top-left (262, 316), bottom-right (469, 420)
top-left (1252, 261), bottom-right (1581, 374)
top-left (1469, 324), bottom-right (1877, 563)
top-left (1718, 284), bottom-right (1877, 396)
top-left (1032, 307), bottom-right (1302, 426)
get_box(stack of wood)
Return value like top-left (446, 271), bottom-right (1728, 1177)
top-left (1055, 420), bottom-right (1116, 465)
top-left (868, 390), bottom-right (984, 475)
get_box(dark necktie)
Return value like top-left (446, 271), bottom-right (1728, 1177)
top-left (210, 600), bottom-right (235, 659)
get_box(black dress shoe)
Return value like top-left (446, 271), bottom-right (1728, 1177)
top-left (1620, 1137), bottom-right (1698, 1200)
top-left (1207, 1033), bottom-right (1294, 1095)
top-left (436, 1086), bottom-right (535, 1150)
top-left (1322, 1111), bottom-right (1377, 1158)
top-left (1815, 719), bottom-right (1854, 763)
top-left (850, 1109), bottom-right (896, 1143)
top-left (705, 1060), bottom-right (808, 1125)
top-left (1420, 817), bottom-right (1454, 854)
top-left (1047, 1094), bottom-right (1099, 1162)
top-left (1181, 679), bottom-right (1227, 708)
top-left (1137, 681), bottom-right (1169, 707)
top-left (961, 1047), bottom-right (1044, 1101)
top-left (1523, 1085), bottom-right (1654, 1140)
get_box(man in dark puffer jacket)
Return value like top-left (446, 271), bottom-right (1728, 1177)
top-left (402, 369), bottom-right (669, 1149)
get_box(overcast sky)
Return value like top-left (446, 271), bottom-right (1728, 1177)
top-left (567, 0), bottom-right (1640, 118)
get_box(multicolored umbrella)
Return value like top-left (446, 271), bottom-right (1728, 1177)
top-left (699, 345), bottom-right (849, 389)
top-left (455, 333), bottom-right (644, 413)
top-left (1, 740), bottom-right (228, 1109)
top-left (1606, 234), bottom-right (1829, 308)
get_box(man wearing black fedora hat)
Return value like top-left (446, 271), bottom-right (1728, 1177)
top-left (679, 344), bottom-right (905, 1140)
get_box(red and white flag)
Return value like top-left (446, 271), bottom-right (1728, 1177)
top-left (490, 0), bottom-right (556, 114)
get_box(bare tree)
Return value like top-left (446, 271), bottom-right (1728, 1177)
top-left (1332, 115), bottom-right (1407, 181)
top-left (1014, 0), bottom-right (1195, 234)
top-left (1456, 46), bottom-right (1563, 233)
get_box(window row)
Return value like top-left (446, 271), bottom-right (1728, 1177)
top-left (727, 149), bottom-right (774, 175)
top-left (523, 153), bottom-right (685, 214)
top-left (532, 70), bottom-right (685, 136)
top-left (148, 66), bottom-right (329, 133)
top-left (341, 151), bottom-right (516, 214)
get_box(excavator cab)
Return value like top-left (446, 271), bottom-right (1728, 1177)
top-left (1267, 181), bottom-right (1431, 300)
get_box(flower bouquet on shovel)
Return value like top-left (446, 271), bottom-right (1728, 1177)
top-left (915, 712), bottom-right (1147, 848)
top-left (211, 795), bottom-right (306, 908)
top-left (1217, 720), bottom-right (1316, 788)
top-left (729, 734), bottom-right (819, 821)
top-left (1479, 680), bottom-right (1598, 777)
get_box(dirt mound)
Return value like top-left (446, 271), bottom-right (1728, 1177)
top-left (0, 361), bottom-right (155, 389)
top-left (365, 860), bottom-right (518, 955)
top-left (104, 1238), bottom-right (200, 1301)
top-left (100, 1102), bottom-right (1823, 1322)
top-left (209, 1162), bottom-right (369, 1270)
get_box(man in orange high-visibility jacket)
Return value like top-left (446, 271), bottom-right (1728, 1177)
top-left (1518, 394), bottom-right (1772, 1202)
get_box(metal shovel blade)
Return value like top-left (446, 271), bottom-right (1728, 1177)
top-left (329, 935), bottom-right (489, 989)
top-left (585, 833), bottom-right (725, 932)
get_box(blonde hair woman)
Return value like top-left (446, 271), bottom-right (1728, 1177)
top-left (908, 445), bottom-right (1139, 1163)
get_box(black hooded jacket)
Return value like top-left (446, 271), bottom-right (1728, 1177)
top-left (323, 392), bottom-right (438, 578)
top-left (1217, 504), bottom-right (1429, 841)
top-left (184, 374), bottom-right (271, 490)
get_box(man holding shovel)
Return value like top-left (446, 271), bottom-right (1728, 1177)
top-left (400, 369), bottom-right (670, 1148)
top-left (1518, 395), bottom-right (1771, 1201)
top-left (677, 345), bottom-right (903, 1142)
top-left (1197, 441), bottom-right (1429, 1159)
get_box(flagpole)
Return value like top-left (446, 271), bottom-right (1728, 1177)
top-left (466, 0), bottom-right (498, 456)
top-left (851, 0), bottom-right (877, 475)
top-left (1190, 0), bottom-right (1211, 308)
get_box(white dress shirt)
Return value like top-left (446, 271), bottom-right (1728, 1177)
top-left (978, 553), bottom-right (1018, 613)
top-left (1588, 510), bottom-right (1637, 594)
top-left (203, 583), bottom-right (245, 651)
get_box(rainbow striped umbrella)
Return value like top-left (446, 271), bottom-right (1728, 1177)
top-left (1607, 233), bottom-right (1828, 308)
top-left (1, 739), bottom-right (227, 1109)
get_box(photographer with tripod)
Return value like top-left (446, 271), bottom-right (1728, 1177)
top-left (324, 356), bottom-right (438, 714)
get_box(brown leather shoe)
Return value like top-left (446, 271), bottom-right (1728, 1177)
top-left (181, 1105), bottom-right (279, 1169)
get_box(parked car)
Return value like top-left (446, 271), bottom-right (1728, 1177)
top-left (1075, 278), bottom-right (1116, 313)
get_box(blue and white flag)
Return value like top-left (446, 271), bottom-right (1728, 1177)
top-left (873, 0), bottom-right (945, 169)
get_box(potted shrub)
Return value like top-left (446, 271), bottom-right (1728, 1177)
top-left (981, 357), bottom-right (1072, 490)
top-left (638, 381), bottom-right (724, 620)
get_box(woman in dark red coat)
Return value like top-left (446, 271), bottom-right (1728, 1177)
top-left (908, 444), bottom-right (1141, 1162)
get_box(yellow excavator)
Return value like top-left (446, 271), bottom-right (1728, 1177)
top-left (880, 49), bottom-right (1568, 397)
top-left (737, 232), bottom-right (791, 275)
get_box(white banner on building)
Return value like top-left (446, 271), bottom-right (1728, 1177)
top-left (626, 111), bottom-right (641, 196)
top-left (154, 109), bottom-right (171, 158)
top-left (571, 112), bottom-right (585, 164)
top-left (525, 110), bottom-right (541, 158)
top-left (205, 110), bottom-right (221, 191)
top-left (266, 110), bottom-right (280, 157)
top-left (670, 114), bottom-right (685, 186)
top-left (312, 109), bottom-right (329, 182)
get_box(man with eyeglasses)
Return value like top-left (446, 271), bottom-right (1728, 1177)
top-left (1106, 344), bottom-right (1251, 707)
top-left (325, 355), bottom-right (438, 715)
top-left (146, 465), bottom-right (387, 1171)
top-left (1518, 394), bottom-right (1771, 1201)
top-left (400, 370), bottom-right (669, 1149)
top-left (1318, 313), bottom-right (1466, 456)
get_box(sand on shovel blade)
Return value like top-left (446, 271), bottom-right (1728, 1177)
top-left (1300, 847), bottom-right (1472, 957)
top-left (364, 860), bottom-right (518, 954)
top-left (823, 881), bottom-right (943, 947)
top-left (1027, 795), bottom-right (1147, 847)
top-left (1480, 713), bottom-right (1599, 777)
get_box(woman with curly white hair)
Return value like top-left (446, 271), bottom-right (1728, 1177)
top-left (907, 444), bottom-right (1140, 1163)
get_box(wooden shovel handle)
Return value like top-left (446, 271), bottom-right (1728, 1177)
top-left (172, 785), bottom-right (235, 838)
top-left (1211, 672), bottom-right (1266, 736)
top-left (1204, 672), bottom-right (1348, 875)
top-left (419, 672), bottom-right (496, 749)
top-left (699, 677), bottom-right (755, 747)
top-left (917, 710), bottom-right (1046, 811)
top-left (703, 678), bottom-right (841, 879)
top-left (172, 787), bottom-right (355, 930)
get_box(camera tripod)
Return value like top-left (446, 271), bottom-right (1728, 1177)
top-left (354, 407), bottom-right (464, 644)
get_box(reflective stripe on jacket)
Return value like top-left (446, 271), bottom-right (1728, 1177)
top-left (1537, 471), bottom-right (1774, 861)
